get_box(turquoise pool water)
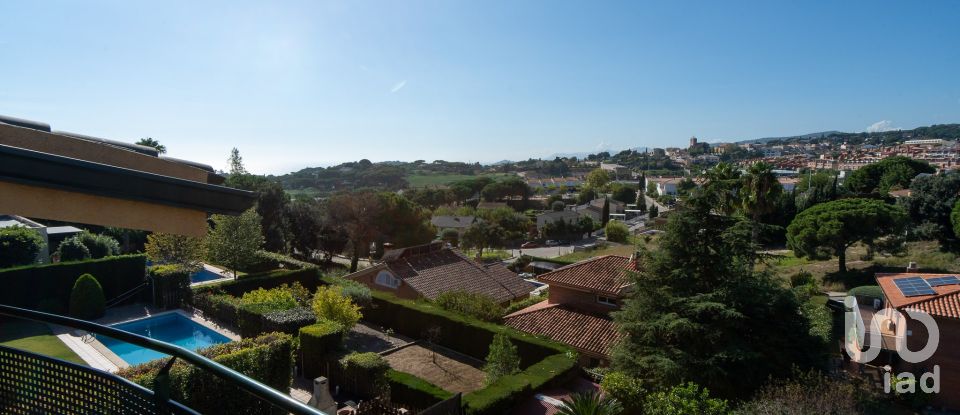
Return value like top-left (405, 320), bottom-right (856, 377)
top-left (99, 313), bottom-right (231, 366)
top-left (191, 268), bottom-right (225, 283)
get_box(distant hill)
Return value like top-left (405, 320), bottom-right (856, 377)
top-left (737, 131), bottom-right (840, 144)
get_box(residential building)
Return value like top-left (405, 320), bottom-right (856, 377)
top-left (851, 272), bottom-right (960, 409)
top-left (536, 210), bottom-right (581, 231)
top-left (430, 215), bottom-right (477, 236)
top-left (0, 214), bottom-right (82, 264)
top-left (644, 177), bottom-right (684, 196)
top-left (345, 242), bottom-right (534, 304)
top-left (505, 255), bottom-right (635, 366)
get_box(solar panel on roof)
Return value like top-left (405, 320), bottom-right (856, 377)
top-left (893, 277), bottom-right (936, 297)
top-left (926, 276), bottom-right (960, 287)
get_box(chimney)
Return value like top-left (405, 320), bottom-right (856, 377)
top-left (906, 262), bottom-right (919, 272)
top-left (308, 377), bottom-right (337, 415)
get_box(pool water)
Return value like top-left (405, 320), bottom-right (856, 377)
top-left (99, 313), bottom-right (231, 366)
top-left (191, 268), bottom-right (226, 283)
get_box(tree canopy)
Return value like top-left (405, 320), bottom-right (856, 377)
top-left (844, 156), bottom-right (934, 194)
top-left (903, 172), bottom-right (960, 244)
top-left (135, 137), bottom-right (166, 154)
top-left (0, 226), bottom-right (44, 268)
top-left (613, 194), bottom-right (819, 399)
top-left (787, 198), bottom-right (907, 273)
top-left (206, 209), bottom-right (265, 278)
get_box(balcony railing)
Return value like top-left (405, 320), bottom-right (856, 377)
top-left (0, 304), bottom-right (326, 415)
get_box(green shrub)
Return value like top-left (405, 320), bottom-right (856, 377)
top-left (387, 370), bottom-right (453, 409)
top-left (241, 287), bottom-right (298, 314)
top-left (330, 277), bottom-right (372, 307)
top-left (0, 255), bottom-right (146, 311)
top-left (118, 332), bottom-right (292, 415)
top-left (604, 221), bottom-right (630, 243)
top-left (642, 382), bottom-right (729, 415)
top-left (69, 274), bottom-right (106, 320)
top-left (192, 268), bottom-right (321, 297)
top-left (0, 226), bottom-right (44, 268)
top-left (436, 291), bottom-right (505, 322)
top-left (149, 265), bottom-right (192, 309)
top-left (484, 333), bottom-right (520, 384)
top-left (340, 352), bottom-right (390, 398)
top-left (789, 271), bottom-right (815, 288)
top-left (299, 320), bottom-right (346, 379)
top-left (312, 285), bottom-right (362, 331)
top-left (56, 237), bottom-right (91, 261)
top-left (193, 292), bottom-right (242, 327)
top-left (76, 232), bottom-right (121, 259)
top-left (848, 285), bottom-right (884, 301)
top-left (503, 294), bottom-right (547, 315)
top-left (600, 371), bottom-right (646, 414)
top-left (245, 307), bottom-right (315, 338)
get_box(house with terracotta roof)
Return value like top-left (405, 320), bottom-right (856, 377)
top-left (504, 255), bottom-right (635, 366)
top-left (854, 272), bottom-right (960, 409)
top-left (345, 242), bottom-right (534, 305)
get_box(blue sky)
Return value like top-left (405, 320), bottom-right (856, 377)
top-left (1, 1), bottom-right (958, 174)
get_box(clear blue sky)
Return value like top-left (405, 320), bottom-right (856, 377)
top-left (1, 1), bottom-right (958, 174)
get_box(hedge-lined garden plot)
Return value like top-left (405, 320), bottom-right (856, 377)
top-left (383, 344), bottom-right (486, 393)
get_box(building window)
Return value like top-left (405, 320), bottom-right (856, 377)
top-left (375, 271), bottom-right (400, 289)
top-left (597, 296), bottom-right (617, 306)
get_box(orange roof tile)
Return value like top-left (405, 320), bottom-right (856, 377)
top-left (876, 273), bottom-right (960, 319)
top-left (537, 255), bottom-right (634, 296)
top-left (504, 301), bottom-right (620, 358)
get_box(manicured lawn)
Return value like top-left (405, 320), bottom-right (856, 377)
top-left (0, 320), bottom-right (86, 365)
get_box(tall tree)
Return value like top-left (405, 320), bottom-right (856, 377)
top-left (376, 192), bottom-right (436, 249)
top-left (135, 137), bottom-right (166, 154)
top-left (144, 233), bottom-right (205, 270)
top-left (601, 197), bottom-right (610, 226)
top-left (903, 172), bottom-right (960, 244)
top-left (787, 198), bottom-right (907, 273)
top-left (702, 162), bottom-right (742, 216)
top-left (844, 156), bottom-right (934, 195)
top-left (613, 194), bottom-right (818, 398)
top-left (586, 168), bottom-right (612, 191)
top-left (740, 161), bottom-right (782, 239)
top-left (462, 221), bottom-right (505, 258)
top-left (206, 209), bottom-right (265, 278)
top-left (227, 147), bottom-right (248, 175)
top-left (328, 191), bottom-right (381, 272)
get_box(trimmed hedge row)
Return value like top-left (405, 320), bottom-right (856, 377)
top-left (239, 306), bottom-right (315, 338)
top-left (244, 250), bottom-right (315, 273)
top-left (299, 320), bottom-right (346, 379)
top-left (361, 291), bottom-right (578, 415)
top-left (192, 292), bottom-right (241, 327)
top-left (387, 369), bottom-right (453, 409)
top-left (117, 332), bottom-right (293, 415)
top-left (193, 268), bottom-right (321, 297)
top-left (0, 254), bottom-right (146, 313)
top-left (364, 290), bottom-right (569, 366)
top-left (149, 265), bottom-right (192, 309)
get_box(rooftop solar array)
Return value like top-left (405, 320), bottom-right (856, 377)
top-left (926, 276), bottom-right (960, 287)
top-left (893, 277), bottom-right (937, 297)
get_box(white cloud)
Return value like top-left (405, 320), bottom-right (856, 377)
top-left (390, 80), bottom-right (407, 93)
top-left (866, 120), bottom-right (897, 133)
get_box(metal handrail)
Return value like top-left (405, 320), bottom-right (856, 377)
top-left (0, 304), bottom-right (326, 415)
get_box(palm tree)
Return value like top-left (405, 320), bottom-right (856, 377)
top-left (135, 137), bottom-right (166, 154)
top-left (556, 391), bottom-right (623, 415)
top-left (740, 161), bottom-right (783, 239)
top-left (702, 162), bottom-right (742, 215)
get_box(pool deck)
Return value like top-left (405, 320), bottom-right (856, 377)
top-left (52, 303), bottom-right (239, 372)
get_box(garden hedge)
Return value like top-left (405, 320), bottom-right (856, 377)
top-left (239, 306), bottom-right (315, 338)
top-left (193, 268), bottom-right (321, 297)
top-left (149, 265), bottom-right (192, 309)
top-left (68, 273), bottom-right (106, 320)
top-left (361, 291), bottom-right (578, 415)
top-left (364, 290), bottom-right (569, 366)
top-left (0, 254), bottom-right (146, 313)
top-left (299, 320), bottom-right (346, 379)
top-left (339, 352), bottom-right (389, 398)
top-left (387, 369), bottom-right (453, 409)
top-left (117, 332), bottom-right (292, 415)
top-left (848, 285), bottom-right (884, 301)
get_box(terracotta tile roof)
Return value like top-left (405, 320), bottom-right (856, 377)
top-left (876, 273), bottom-right (960, 319)
top-left (504, 302), bottom-right (620, 358)
top-left (537, 255), bottom-right (634, 296)
top-left (381, 244), bottom-right (533, 303)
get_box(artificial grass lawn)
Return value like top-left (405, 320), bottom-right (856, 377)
top-left (0, 320), bottom-right (86, 365)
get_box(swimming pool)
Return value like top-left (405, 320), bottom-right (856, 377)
top-left (191, 268), bottom-right (226, 283)
top-left (98, 313), bottom-right (232, 366)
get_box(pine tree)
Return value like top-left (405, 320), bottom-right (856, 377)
top-left (484, 333), bottom-right (520, 384)
top-left (612, 194), bottom-right (817, 399)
